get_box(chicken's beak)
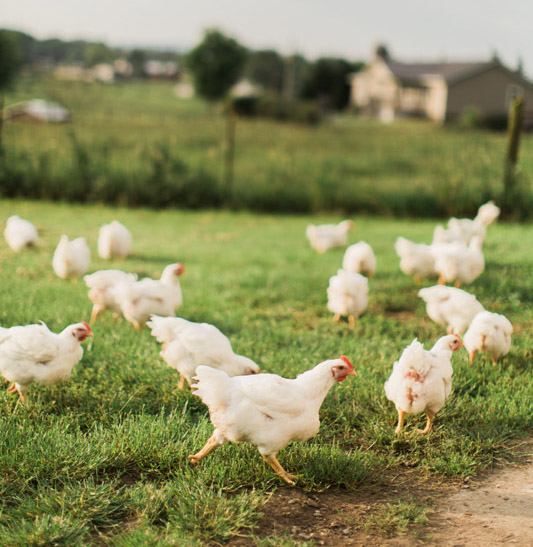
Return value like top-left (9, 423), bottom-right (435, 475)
top-left (346, 369), bottom-right (357, 377)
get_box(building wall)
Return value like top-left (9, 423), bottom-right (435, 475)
top-left (446, 66), bottom-right (533, 120)
top-left (423, 77), bottom-right (448, 123)
top-left (351, 59), bottom-right (398, 109)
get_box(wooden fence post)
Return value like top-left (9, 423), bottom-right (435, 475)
top-left (503, 96), bottom-right (524, 209)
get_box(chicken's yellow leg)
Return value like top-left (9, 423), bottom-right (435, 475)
top-left (454, 281), bottom-right (461, 288)
top-left (333, 314), bottom-right (341, 323)
top-left (394, 409), bottom-right (406, 434)
top-left (178, 374), bottom-right (186, 390)
top-left (416, 410), bottom-right (435, 434)
top-left (414, 274), bottom-right (421, 284)
top-left (438, 276), bottom-right (445, 285)
top-left (188, 434), bottom-right (220, 466)
top-left (262, 454), bottom-right (297, 485)
top-left (349, 315), bottom-right (355, 328)
top-left (6, 383), bottom-right (16, 393)
top-left (89, 306), bottom-right (100, 325)
top-left (469, 350), bottom-right (477, 363)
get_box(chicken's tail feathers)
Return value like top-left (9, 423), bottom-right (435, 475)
top-left (146, 315), bottom-right (180, 343)
top-left (397, 339), bottom-right (430, 376)
top-left (192, 365), bottom-right (232, 411)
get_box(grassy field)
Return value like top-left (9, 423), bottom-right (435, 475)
top-left (0, 199), bottom-right (531, 545)
top-left (2, 76), bottom-right (533, 217)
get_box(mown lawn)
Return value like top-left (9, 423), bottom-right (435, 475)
top-left (2, 76), bottom-right (533, 217)
top-left (0, 199), bottom-right (531, 544)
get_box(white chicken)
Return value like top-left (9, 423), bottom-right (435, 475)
top-left (4, 215), bottom-right (39, 252)
top-left (431, 236), bottom-right (484, 287)
top-left (433, 201), bottom-right (501, 245)
top-left (463, 311), bottom-right (513, 364)
top-left (84, 269), bottom-right (138, 324)
top-left (384, 334), bottom-right (463, 434)
top-left (418, 285), bottom-right (484, 334)
top-left (306, 220), bottom-right (354, 254)
top-left (394, 237), bottom-right (436, 282)
top-left (98, 221), bottom-right (132, 259)
top-left (0, 322), bottom-right (93, 404)
top-left (189, 356), bottom-right (357, 484)
top-left (342, 241), bottom-right (376, 277)
top-left (111, 263), bottom-right (186, 329)
top-left (327, 269), bottom-right (368, 327)
top-left (52, 235), bottom-right (91, 280)
top-left (147, 316), bottom-right (260, 389)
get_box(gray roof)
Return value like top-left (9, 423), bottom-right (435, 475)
top-left (385, 59), bottom-right (494, 85)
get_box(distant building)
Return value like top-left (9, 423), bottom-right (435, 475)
top-left (349, 46), bottom-right (533, 123)
top-left (230, 79), bottom-right (263, 98)
top-left (144, 60), bottom-right (179, 80)
top-left (4, 100), bottom-right (70, 123)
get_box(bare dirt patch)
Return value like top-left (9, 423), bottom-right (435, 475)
top-left (229, 438), bottom-right (533, 546)
top-left (426, 438), bottom-right (533, 546)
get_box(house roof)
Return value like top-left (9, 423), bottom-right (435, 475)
top-left (385, 59), bottom-right (495, 85)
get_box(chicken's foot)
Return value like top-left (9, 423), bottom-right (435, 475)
top-left (333, 315), bottom-right (341, 323)
top-left (348, 315), bottom-right (355, 328)
top-left (6, 383), bottom-right (27, 404)
top-left (469, 350), bottom-right (477, 363)
top-left (394, 409), bottom-right (406, 434)
top-left (415, 410), bottom-right (435, 434)
top-left (188, 434), bottom-right (220, 466)
top-left (492, 355), bottom-right (498, 366)
top-left (178, 374), bottom-right (187, 390)
top-left (262, 454), bottom-right (297, 485)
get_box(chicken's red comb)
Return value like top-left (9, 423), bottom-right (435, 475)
top-left (340, 355), bottom-right (354, 370)
top-left (82, 322), bottom-right (92, 332)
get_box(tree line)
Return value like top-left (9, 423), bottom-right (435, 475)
top-left (1, 28), bottom-right (363, 111)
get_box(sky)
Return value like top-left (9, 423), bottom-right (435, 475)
top-left (2, 0), bottom-right (533, 77)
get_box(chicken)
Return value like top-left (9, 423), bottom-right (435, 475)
top-left (147, 316), bottom-right (260, 389)
top-left (98, 220), bottom-right (132, 259)
top-left (4, 215), bottom-right (39, 252)
top-left (111, 263), bottom-right (186, 329)
top-left (306, 220), bottom-right (354, 254)
top-left (434, 201), bottom-right (500, 245)
top-left (327, 269), bottom-right (368, 327)
top-left (463, 311), bottom-right (512, 364)
top-left (188, 356), bottom-right (356, 484)
top-left (431, 236), bottom-right (484, 287)
top-left (394, 237), bottom-right (436, 282)
top-left (418, 285), bottom-right (484, 334)
top-left (342, 241), bottom-right (376, 277)
top-left (52, 235), bottom-right (91, 280)
top-left (384, 334), bottom-right (463, 434)
top-left (0, 322), bottom-right (93, 404)
top-left (84, 269), bottom-right (138, 324)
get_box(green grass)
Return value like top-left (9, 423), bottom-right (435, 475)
top-left (2, 75), bottom-right (533, 217)
top-left (0, 199), bottom-right (532, 544)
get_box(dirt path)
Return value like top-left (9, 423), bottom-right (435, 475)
top-left (427, 440), bottom-right (533, 546)
top-left (230, 438), bottom-right (533, 546)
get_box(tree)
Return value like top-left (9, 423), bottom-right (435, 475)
top-left (186, 29), bottom-right (247, 102)
top-left (0, 30), bottom-right (22, 148)
top-left (245, 50), bottom-right (284, 93)
top-left (301, 57), bottom-right (363, 111)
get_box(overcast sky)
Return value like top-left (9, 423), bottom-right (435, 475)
top-left (2, 0), bottom-right (532, 77)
